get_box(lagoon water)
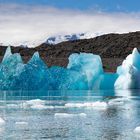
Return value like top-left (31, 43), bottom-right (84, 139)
top-left (0, 90), bottom-right (140, 139)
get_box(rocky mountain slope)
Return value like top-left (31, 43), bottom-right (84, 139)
top-left (0, 31), bottom-right (140, 72)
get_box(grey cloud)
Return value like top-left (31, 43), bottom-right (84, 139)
top-left (0, 4), bottom-right (140, 47)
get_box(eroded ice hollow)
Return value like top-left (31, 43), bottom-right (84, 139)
top-left (0, 46), bottom-right (139, 90)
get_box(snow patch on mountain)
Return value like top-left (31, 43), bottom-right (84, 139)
top-left (0, 32), bottom-right (112, 48)
top-left (46, 32), bottom-right (105, 45)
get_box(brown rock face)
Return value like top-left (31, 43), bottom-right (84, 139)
top-left (1, 31), bottom-right (140, 72)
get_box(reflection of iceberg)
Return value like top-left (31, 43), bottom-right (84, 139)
top-left (1, 47), bottom-right (140, 90)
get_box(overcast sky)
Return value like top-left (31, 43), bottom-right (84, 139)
top-left (0, 1), bottom-right (140, 46)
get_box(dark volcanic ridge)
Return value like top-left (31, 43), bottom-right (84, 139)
top-left (1, 31), bottom-right (140, 72)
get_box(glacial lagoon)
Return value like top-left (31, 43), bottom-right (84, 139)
top-left (0, 90), bottom-right (139, 139)
top-left (0, 47), bottom-right (140, 139)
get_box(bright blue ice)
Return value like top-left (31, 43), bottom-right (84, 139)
top-left (0, 47), bottom-right (24, 90)
top-left (1, 47), bottom-right (140, 90)
top-left (67, 53), bottom-right (103, 89)
top-left (99, 73), bottom-right (118, 89)
top-left (49, 66), bottom-right (88, 90)
top-left (13, 52), bottom-right (50, 90)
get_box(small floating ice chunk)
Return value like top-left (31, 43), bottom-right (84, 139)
top-left (54, 113), bottom-right (87, 118)
top-left (85, 102), bottom-right (107, 109)
top-left (54, 105), bottom-right (66, 109)
top-left (134, 126), bottom-right (140, 134)
top-left (79, 113), bottom-right (87, 117)
top-left (65, 103), bottom-right (84, 108)
top-left (0, 118), bottom-right (5, 125)
top-left (30, 104), bottom-right (47, 110)
top-left (65, 102), bottom-right (107, 110)
top-left (54, 113), bottom-right (76, 118)
top-left (7, 104), bottom-right (19, 108)
top-left (26, 99), bottom-right (45, 105)
top-left (15, 122), bottom-right (28, 126)
top-left (21, 99), bottom-right (54, 110)
top-left (31, 105), bottom-right (54, 110)
top-left (22, 99), bottom-right (46, 109)
top-left (84, 102), bottom-right (108, 110)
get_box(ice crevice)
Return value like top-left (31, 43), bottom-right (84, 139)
top-left (0, 46), bottom-right (139, 90)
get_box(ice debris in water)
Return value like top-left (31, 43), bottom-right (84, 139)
top-left (54, 113), bottom-right (87, 118)
top-left (15, 122), bottom-right (28, 126)
top-left (0, 118), bottom-right (5, 125)
top-left (1, 46), bottom-right (140, 90)
top-left (65, 102), bottom-right (107, 110)
top-left (22, 99), bottom-right (47, 109)
top-left (134, 126), bottom-right (140, 134)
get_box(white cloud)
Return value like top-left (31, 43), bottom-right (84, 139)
top-left (0, 4), bottom-right (140, 47)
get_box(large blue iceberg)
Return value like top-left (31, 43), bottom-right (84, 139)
top-left (0, 46), bottom-right (139, 90)
top-left (67, 53), bottom-right (103, 89)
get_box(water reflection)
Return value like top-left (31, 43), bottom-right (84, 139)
top-left (0, 89), bottom-right (139, 99)
top-left (0, 90), bottom-right (139, 139)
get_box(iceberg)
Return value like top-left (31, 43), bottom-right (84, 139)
top-left (0, 47), bottom-right (24, 90)
top-left (99, 73), bottom-right (118, 89)
top-left (13, 52), bottom-right (50, 90)
top-left (67, 53), bottom-right (103, 89)
top-left (115, 48), bottom-right (140, 89)
top-left (49, 66), bottom-right (88, 90)
top-left (0, 46), bottom-right (140, 90)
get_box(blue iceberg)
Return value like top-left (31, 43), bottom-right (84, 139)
top-left (67, 53), bottom-right (118, 89)
top-left (49, 66), bottom-right (88, 90)
top-left (0, 47), bottom-right (24, 90)
top-left (13, 52), bottom-right (50, 90)
top-left (0, 46), bottom-right (140, 90)
top-left (67, 53), bottom-right (103, 89)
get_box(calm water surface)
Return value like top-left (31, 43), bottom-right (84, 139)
top-left (0, 90), bottom-right (139, 140)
